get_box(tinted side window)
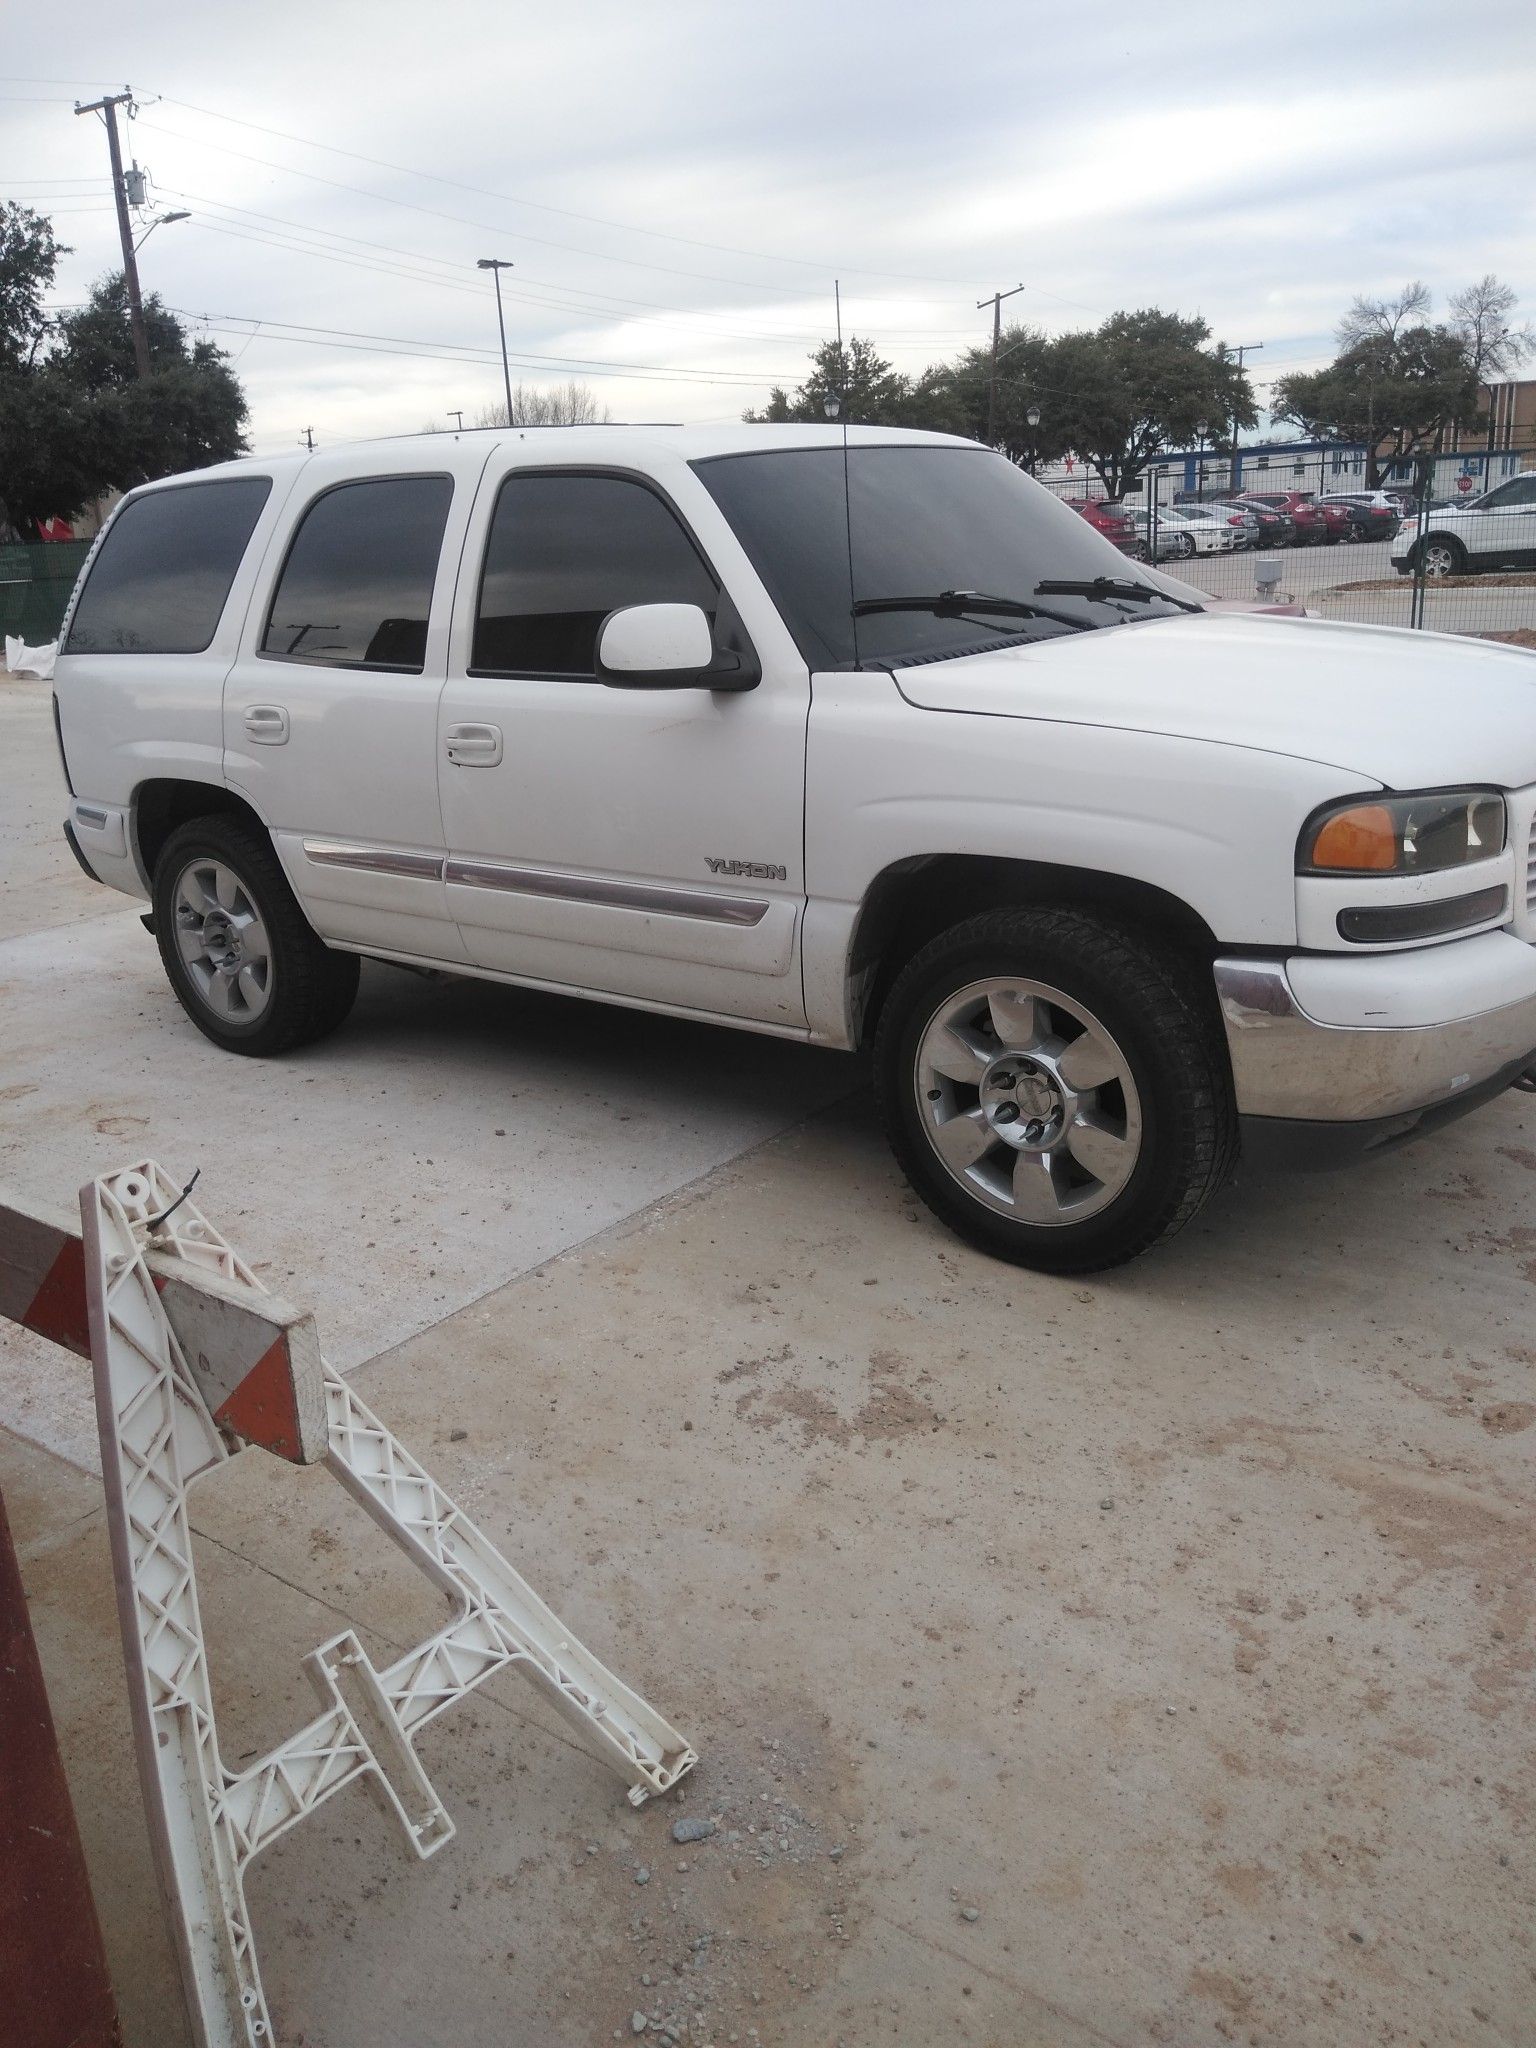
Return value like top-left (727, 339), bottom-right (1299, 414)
top-left (473, 472), bottom-right (717, 677)
top-left (262, 476), bottom-right (452, 670)
top-left (65, 477), bottom-right (271, 655)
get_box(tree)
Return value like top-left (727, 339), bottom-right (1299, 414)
top-left (1272, 277), bottom-right (1526, 485)
top-left (1447, 274), bottom-right (1532, 381)
top-left (0, 251), bottom-right (249, 537)
top-left (0, 202), bottom-right (64, 369)
top-left (476, 379), bottom-right (610, 427)
top-left (749, 335), bottom-right (925, 423)
top-left (1030, 310), bottom-right (1255, 498)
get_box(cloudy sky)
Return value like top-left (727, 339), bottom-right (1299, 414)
top-left (6, 0), bottom-right (1535, 454)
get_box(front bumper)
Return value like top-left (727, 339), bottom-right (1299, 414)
top-left (1215, 935), bottom-right (1536, 1168)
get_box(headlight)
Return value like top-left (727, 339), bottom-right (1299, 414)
top-left (1299, 789), bottom-right (1506, 874)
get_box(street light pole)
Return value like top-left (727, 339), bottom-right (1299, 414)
top-left (476, 259), bottom-right (515, 427)
top-left (75, 89), bottom-right (151, 379)
top-left (133, 208), bottom-right (190, 252)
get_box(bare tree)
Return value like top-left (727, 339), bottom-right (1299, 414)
top-left (475, 380), bottom-right (611, 428)
top-left (1447, 274), bottom-right (1532, 380)
top-left (1336, 281), bottom-right (1433, 351)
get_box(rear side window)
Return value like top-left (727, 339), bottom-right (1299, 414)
top-left (262, 475), bottom-right (452, 671)
top-left (472, 472), bottom-right (717, 677)
top-left (64, 477), bottom-right (271, 654)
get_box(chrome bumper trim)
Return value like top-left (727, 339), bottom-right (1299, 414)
top-left (444, 857), bottom-right (769, 926)
top-left (1215, 955), bottom-right (1536, 1123)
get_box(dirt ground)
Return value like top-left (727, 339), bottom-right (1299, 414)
top-left (3, 680), bottom-right (1535, 2048)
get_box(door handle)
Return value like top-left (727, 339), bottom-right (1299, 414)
top-left (445, 722), bottom-right (503, 766)
top-left (244, 704), bottom-right (289, 745)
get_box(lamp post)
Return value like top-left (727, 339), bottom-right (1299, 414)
top-left (476, 258), bottom-right (515, 427)
top-left (1024, 401), bottom-right (1041, 476)
top-left (133, 208), bottom-right (189, 252)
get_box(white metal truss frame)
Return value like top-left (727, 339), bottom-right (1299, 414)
top-left (75, 1161), bottom-right (696, 2048)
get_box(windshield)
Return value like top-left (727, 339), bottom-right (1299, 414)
top-left (692, 444), bottom-right (1196, 669)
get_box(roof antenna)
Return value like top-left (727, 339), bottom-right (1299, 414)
top-left (829, 280), bottom-right (861, 669)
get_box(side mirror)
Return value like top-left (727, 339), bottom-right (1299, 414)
top-left (596, 603), bottom-right (715, 689)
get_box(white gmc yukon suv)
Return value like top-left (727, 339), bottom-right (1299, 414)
top-left (52, 425), bottom-right (1536, 1273)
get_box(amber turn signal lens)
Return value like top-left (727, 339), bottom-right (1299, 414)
top-left (1309, 805), bottom-right (1398, 871)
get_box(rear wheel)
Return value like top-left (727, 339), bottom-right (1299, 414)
top-left (152, 816), bottom-right (360, 1056)
top-left (874, 908), bottom-right (1237, 1274)
top-left (1171, 532), bottom-right (1196, 559)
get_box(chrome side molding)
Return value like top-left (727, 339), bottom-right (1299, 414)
top-left (303, 839), bottom-right (445, 880)
top-left (302, 839), bottom-right (771, 926)
top-left (444, 856), bottom-right (770, 926)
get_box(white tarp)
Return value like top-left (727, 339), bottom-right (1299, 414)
top-left (4, 636), bottom-right (57, 680)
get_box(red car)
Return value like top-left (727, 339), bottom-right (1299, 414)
top-left (1241, 490), bottom-right (1350, 545)
top-left (1062, 498), bottom-right (1138, 554)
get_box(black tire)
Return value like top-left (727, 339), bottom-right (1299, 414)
top-left (1416, 533), bottom-right (1466, 578)
top-left (152, 815), bottom-right (360, 1056)
top-left (873, 907), bottom-right (1237, 1274)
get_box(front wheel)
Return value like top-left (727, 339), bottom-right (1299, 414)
top-left (874, 908), bottom-right (1237, 1273)
top-left (1417, 534), bottom-right (1466, 577)
top-left (153, 815), bottom-right (360, 1056)
top-left (1171, 532), bottom-right (1196, 559)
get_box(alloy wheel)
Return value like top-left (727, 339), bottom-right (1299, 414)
top-left (914, 978), bottom-right (1143, 1226)
top-left (172, 859), bottom-right (274, 1023)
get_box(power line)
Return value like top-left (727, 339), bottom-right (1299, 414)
top-left (157, 93), bottom-right (992, 294)
top-left (163, 197), bottom-right (979, 351)
top-left (173, 309), bottom-right (794, 384)
top-left (137, 117), bottom-right (839, 300)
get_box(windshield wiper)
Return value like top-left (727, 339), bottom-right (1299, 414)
top-left (1034, 576), bottom-right (1204, 615)
top-left (851, 589), bottom-right (1093, 631)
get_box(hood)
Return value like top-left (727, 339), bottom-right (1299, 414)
top-left (892, 611), bottom-right (1536, 789)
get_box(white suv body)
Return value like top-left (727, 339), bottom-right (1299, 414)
top-left (52, 425), bottom-right (1536, 1272)
top-left (1391, 472), bottom-right (1536, 577)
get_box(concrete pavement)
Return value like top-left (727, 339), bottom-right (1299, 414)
top-left (4, 676), bottom-right (1534, 2048)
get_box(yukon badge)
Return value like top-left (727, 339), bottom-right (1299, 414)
top-left (706, 856), bottom-right (788, 882)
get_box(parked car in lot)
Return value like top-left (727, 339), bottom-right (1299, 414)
top-left (1240, 491), bottom-right (1344, 546)
top-left (1390, 472), bottom-right (1536, 576)
top-left (1228, 497), bottom-right (1296, 549)
top-left (1318, 492), bottom-right (1402, 543)
top-left (52, 425), bottom-right (1536, 1274)
top-left (1129, 506), bottom-right (1236, 559)
top-left (1062, 497), bottom-right (1138, 554)
top-left (1175, 498), bottom-right (1259, 547)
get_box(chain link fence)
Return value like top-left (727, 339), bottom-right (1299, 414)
top-left (0, 541), bottom-right (93, 647)
top-left (1034, 433), bottom-right (1536, 648)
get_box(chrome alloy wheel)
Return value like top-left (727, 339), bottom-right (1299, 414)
top-left (1421, 539), bottom-right (1459, 577)
top-left (914, 978), bottom-right (1143, 1226)
top-left (172, 858), bottom-right (273, 1023)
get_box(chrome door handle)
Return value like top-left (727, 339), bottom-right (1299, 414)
top-left (445, 722), bottom-right (503, 766)
top-left (244, 704), bottom-right (289, 745)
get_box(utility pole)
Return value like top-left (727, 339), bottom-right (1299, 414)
top-left (977, 283), bottom-right (1025, 447)
top-left (299, 427), bottom-right (315, 452)
top-left (448, 410), bottom-right (465, 433)
top-left (75, 89), bottom-right (151, 381)
top-left (476, 259), bottom-right (515, 427)
top-left (1225, 340), bottom-right (1263, 478)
